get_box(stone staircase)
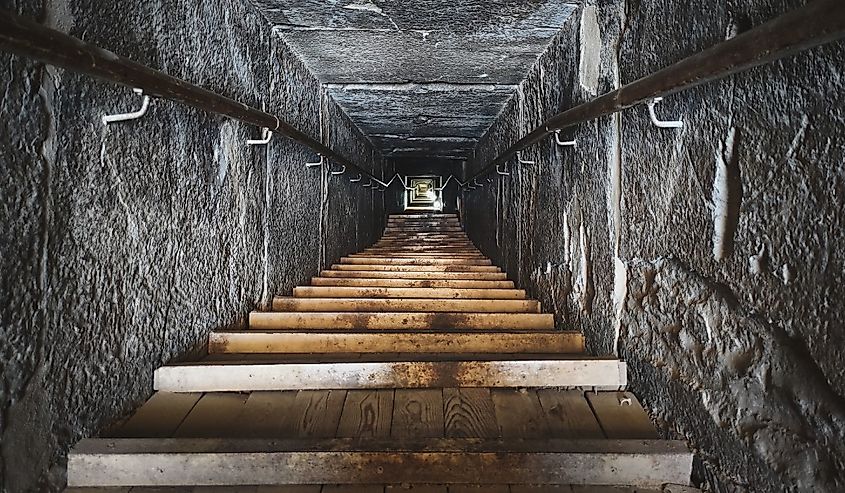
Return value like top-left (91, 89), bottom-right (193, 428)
top-left (66, 213), bottom-right (694, 491)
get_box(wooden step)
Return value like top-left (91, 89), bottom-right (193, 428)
top-left (330, 264), bottom-right (499, 272)
top-left (319, 270), bottom-right (507, 280)
top-left (341, 257), bottom-right (492, 266)
top-left (273, 297), bottom-right (534, 312)
top-left (248, 312), bottom-right (554, 330)
top-left (350, 253), bottom-right (486, 258)
top-left (310, 278), bottom-right (513, 288)
top-left (153, 358), bottom-right (627, 391)
top-left (209, 330), bottom-right (583, 354)
top-left (68, 438), bottom-right (690, 487)
top-left (389, 213), bottom-right (457, 219)
top-left (294, 287), bottom-right (526, 299)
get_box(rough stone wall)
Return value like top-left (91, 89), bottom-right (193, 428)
top-left (462, 0), bottom-right (845, 491)
top-left (0, 1), bottom-right (384, 490)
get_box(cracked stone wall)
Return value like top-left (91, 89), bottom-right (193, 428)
top-left (0, 0), bottom-right (385, 490)
top-left (462, 0), bottom-right (845, 491)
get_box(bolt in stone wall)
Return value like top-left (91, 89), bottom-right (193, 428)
top-left (462, 0), bottom-right (845, 490)
top-left (0, 0), bottom-right (385, 490)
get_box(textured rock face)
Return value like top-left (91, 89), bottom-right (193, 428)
top-left (0, 1), bottom-right (385, 490)
top-left (462, 0), bottom-right (845, 491)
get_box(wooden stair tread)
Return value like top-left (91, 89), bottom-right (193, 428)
top-left (310, 279), bottom-right (513, 288)
top-left (318, 271), bottom-right (508, 280)
top-left (329, 264), bottom-right (500, 272)
top-left (293, 287), bottom-right (527, 299)
top-left (248, 311), bottom-right (554, 330)
top-left (153, 359), bottom-right (627, 391)
top-left (271, 297), bottom-right (537, 312)
top-left (208, 331), bottom-right (584, 354)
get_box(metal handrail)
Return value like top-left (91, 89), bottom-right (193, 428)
top-left (462, 0), bottom-right (845, 188)
top-left (0, 10), bottom-right (387, 185)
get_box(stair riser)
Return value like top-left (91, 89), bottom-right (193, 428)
top-left (341, 258), bottom-right (492, 266)
top-left (154, 360), bottom-right (627, 391)
top-left (293, 287), bottom-right (526, 299)
top-left (319, 271), bottom-right (506, 280)
top-left (330, 264), bottom-right (499, 272)
top-left (272, 297), bottom-right (536, 312)
top-left (248, 312), bottom-right (554, 330)
top-left (209, 332), bottom-right (583, 354)
top-left (68, 439), bottom-right (690, 487)
top-left (310, 278), bottom-right (513, 288)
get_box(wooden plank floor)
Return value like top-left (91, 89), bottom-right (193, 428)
top-left (105, 390), bottom-right (655, 441)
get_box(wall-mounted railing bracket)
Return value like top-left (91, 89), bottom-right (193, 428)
top-left (102, 88), bottom-right (150, 125)
top-left (647, 97), bottom-right (684, 129)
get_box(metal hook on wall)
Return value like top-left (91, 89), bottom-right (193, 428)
top-left (330, 165), bottom-right (346, 176)
top-left (305, 154), bottom-right (325, 168)
top-left (350, 174), bottom-right (362, 182)
top-left (647, 97), bottom-right (683, 128)
top-left (247, 127), bottom-right (272, 146)
top-left (102, 88), bottom-right (150, 124)
top-left (553, 129), bottom-right (576, 147)
top-left (496, 163), bottom-right (510, 176)
top-left (516, 151), bottom-right (535, 165)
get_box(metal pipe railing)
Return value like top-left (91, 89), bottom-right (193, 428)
top-left (463, 0), bottom-right (845, 188)
top-left (0, 10), bottom-right (384, 183)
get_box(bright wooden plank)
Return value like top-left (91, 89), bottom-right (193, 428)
top-left (271, 298), bottom-right (537, 313)
top-left (392, 389), bottom-right (444, 438)
top-left (490, 390), bottom-right (549, 438)
top-left (247, 312), bottom-right (553, 330)
top-left (442, 388), bottom-right (498, 438)
top-left (256, 487), bottom-right (320, 493)
top-left (586, 392), bottom-right (658, 439)
top-left (68, 438), bottom-right (693, 487)
top-left (309, 278), bottom-right (512, 289)
top-left (109, 392), bottom-right (201, 438)
top-left (318, 271), bottom-right (504, 280)
top-left (536, 390), bottom-right (604, 439)
top-left (173, 394), bottom-right (248, 438)
top-left (340, 258), bottom-right (492, 266)
top-left (336, 390), bottom-right (394, 438)
top-left (154, 360), bottom-right (627, 392)
top-left (293, 287), bottom-right (526, 300)
top-left (208, 332), bottom-right (583, 355)
top-left (330, 265), bottom-right (498, 272)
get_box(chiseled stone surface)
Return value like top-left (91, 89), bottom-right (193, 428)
top-left (252, 0), bottom-right (578, 159)
top-left (462, 0), bottom-right (845, 491)
top-left (0, 0), bottom-right (385, 490)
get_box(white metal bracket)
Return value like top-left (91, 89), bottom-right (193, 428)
top-left (102, 88), bottom-right (150, 124)
top-left (647, 97), bottom-right (683, 128)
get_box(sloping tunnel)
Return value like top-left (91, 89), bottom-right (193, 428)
top-left (1, 1), bottom-right (844, 492)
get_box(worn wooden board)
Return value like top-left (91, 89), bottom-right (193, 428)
top-left (154, 360), bottom-right (627, 392)
top-left (392, 389), bottom-right (444, 438)
top-left (443, 388), bottom-right (498, 438)
top-left (293, 287), bottom-right (526, 300)
top-left (340, 258), bottom-right (492, 266)
top-left (337, 390), bottom-right (394, 438)
top-left (318, 271), bottom-right (504, 280)
top-left (280, 390), bottom-right (347, 438)
top-left (586, 392), bottom-right (658, 439)
top-left (309, 279), bottom-right (512, 289)
top-left (232, 391), bottom-right (300, 438)
top-left (270, 298), bottom-right (537, 313)
top-left (536, 390), bottom-right (604, 439)
top-left (247, 312), bottom-right (553, 330)
top-left (329, 265), bottom-right (499, 273)
top-left (68, 438), bottom-right (693, 487)
top-left (174, 394), bottom-right (249, 438)
top-left (109, 392), bottom-right (201, 438)
top-left (208, 331), bottom-right (583, 355)
top-left (490, 390), bottom-right (550, 439)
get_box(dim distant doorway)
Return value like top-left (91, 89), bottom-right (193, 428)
top-left (404, 175), bottom-right (443, 211)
